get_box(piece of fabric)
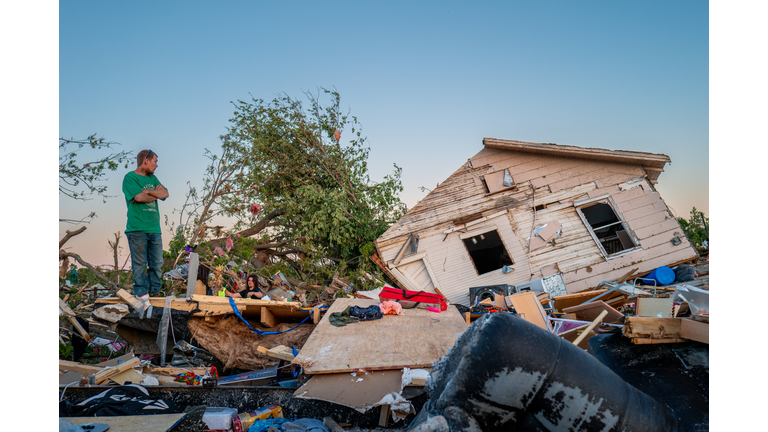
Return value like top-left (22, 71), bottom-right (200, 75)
top-left (122, 171), bottom-right (165, 233)
top-left (328, 306), bottom-right (359, 327)
top-left (59, 384), bottom-right (181, 417)
top-left (379, 300), bottom-right (403, 315)
top-left (349, 305), bottom-right (383, 321)
top-left (126, 231), bottom-right (164, 296)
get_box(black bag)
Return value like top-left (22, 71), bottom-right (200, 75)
top-left (60, 384), bottom-right (182, 417)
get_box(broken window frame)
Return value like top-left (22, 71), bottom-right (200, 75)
top-left (574, 194), bottom-right (641, 259)
top-left (459, 226), bottom-right (515, 276)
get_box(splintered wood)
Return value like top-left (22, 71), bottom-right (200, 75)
top-left (293, 298), bottom-right (467, 374)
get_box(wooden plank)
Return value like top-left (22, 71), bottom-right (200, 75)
top-left (59, 360), bottom-right (104, 374)
top-left (95, 357), bottom-right (141, 384)
top-left (261, 307), bottom-right (277, 328)
top-left (379, 405), bottom-right (391, 427)
top-left (110, 368), bottom-right (145, 385)
top-left (59, 298), bottom-right (91, 342)
top-left (552, 289), bottom-right (624, 312)
top-left (623, 317), bottom-right (683, 343)
top-left (508, 292), bottom-right (549, 330)
top-left (391, 234), bottom-right (414, 266)
top-left (313, 305), bottom-right (322, 324)
top-left (293, 299), bottom-right (467, 374)
top-left (573, 310), bottom-right (608, 346)
top-left (63, 413), bottom-right (186, 432)
top-left (267, 345), bottom-right (297, 362)
top-left (680, 319), bottom-right (709, 344)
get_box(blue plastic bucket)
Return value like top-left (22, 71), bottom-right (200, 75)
top-left (639, 266), bottom-right (675, 286)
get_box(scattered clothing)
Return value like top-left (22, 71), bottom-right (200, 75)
top-left (329, 306), bottom-right (359, 327)
top-left (349, 305), bottom-right (383, 321)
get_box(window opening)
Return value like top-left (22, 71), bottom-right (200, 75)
top-left (462, 230), bottom-right (514, 275)
top-left (579, 202), bottom-right (637, 255)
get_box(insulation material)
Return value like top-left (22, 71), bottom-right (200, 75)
top-left (186, 316), bottom-right (314, 371)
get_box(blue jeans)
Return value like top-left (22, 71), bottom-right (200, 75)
top-left (126, 232), bottom-right (164, 297)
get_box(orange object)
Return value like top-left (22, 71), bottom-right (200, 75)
top-left (379, 300), bottom-right (403, 315)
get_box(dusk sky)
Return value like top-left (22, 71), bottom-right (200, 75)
top-left (6, 2), bottom-right (765, 427)
top-left (55, 1), bottom-right (709, 268)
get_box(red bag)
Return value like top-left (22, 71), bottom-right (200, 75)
top-left (379, 286), bottom-right (448, 311)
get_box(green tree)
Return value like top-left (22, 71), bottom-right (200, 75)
top-left (677, 207), bottom-right (708, 249)
top-left (171, 89), bottom-right (406, 285)
top-left (59, 134), bottom-right (132, 223)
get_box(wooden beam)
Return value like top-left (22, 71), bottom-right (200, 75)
top-left (680, 319), bottom-right (708, 344)
top-left (313, 306), bottom-right (321, 325)
top-left (59, 360), bottom-right (104, 374)
top-left (260, 307), bottom-right (277, 328)
top-left (379, 405), bottom-right (390, 427)
top-left (59, 298), bottom-right (91, 342)
top-left (391, 234), bottom-right (414, 267)
top-left (95, 357), bottom-right (141, 384)
top-left (572, 310), bottom-right (607, 346)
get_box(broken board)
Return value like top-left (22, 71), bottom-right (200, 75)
top-left (293, 298), bottom-right (466, 374)
top-left (293, 369), bottom-right (404, 413)
top-left (62, 413), bottom-right (185, 432)
top-left (507, 291), bottom-right (549, 330)
top-left (562, 300), bottom-right (624, 324)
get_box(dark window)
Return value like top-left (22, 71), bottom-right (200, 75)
top-left (462, 230), bottom-right (514, 275)
top-left (580, 202), bottom-right (637, 255)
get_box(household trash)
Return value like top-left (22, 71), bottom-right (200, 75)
top-left (232, 404), bottom-right (283, 432)
top-left (202, 406), bottom-right (238, 431)
top-left (673, 264), bottom-right (696, 283)
top-left (163, 263), bottom-right (189, 281)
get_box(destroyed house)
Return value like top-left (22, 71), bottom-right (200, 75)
top-left (374, 138), bottom-right (699, 306)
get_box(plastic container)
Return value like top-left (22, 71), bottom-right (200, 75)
top-left (640, 266), bottom-right (675, 286)
top-left (202, 407), bottom-right (237, 431)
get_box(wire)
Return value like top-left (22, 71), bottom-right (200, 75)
top-left (527, 182), bottom-right (536, 280)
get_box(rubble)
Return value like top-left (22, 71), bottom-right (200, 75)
top-left (60, 235), bottom-right (708, 431)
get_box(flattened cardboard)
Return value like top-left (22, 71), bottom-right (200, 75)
top-left (293, 369), bottom-right (403, 413)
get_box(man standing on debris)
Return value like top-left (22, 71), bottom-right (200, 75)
top-left (122, 149), bottom-right (168, 297)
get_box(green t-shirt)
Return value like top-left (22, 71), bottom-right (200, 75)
top-left (122, 171), bottom-right (166, 233)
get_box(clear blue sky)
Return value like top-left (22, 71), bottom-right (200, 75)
top-left (56, 1), bottom-right (709, 267)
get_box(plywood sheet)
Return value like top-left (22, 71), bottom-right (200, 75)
top-left (293, 299), bottom-right (467, 374)
top-left (63, 413), bottom-right (185, 432)
top-left (507, 292), bottom-right (549, 330)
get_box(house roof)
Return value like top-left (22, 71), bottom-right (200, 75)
top-left (483, 138), bottom-right (671, 182)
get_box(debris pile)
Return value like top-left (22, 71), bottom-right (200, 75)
top-left (59, 252), bottom-right (708, 431)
